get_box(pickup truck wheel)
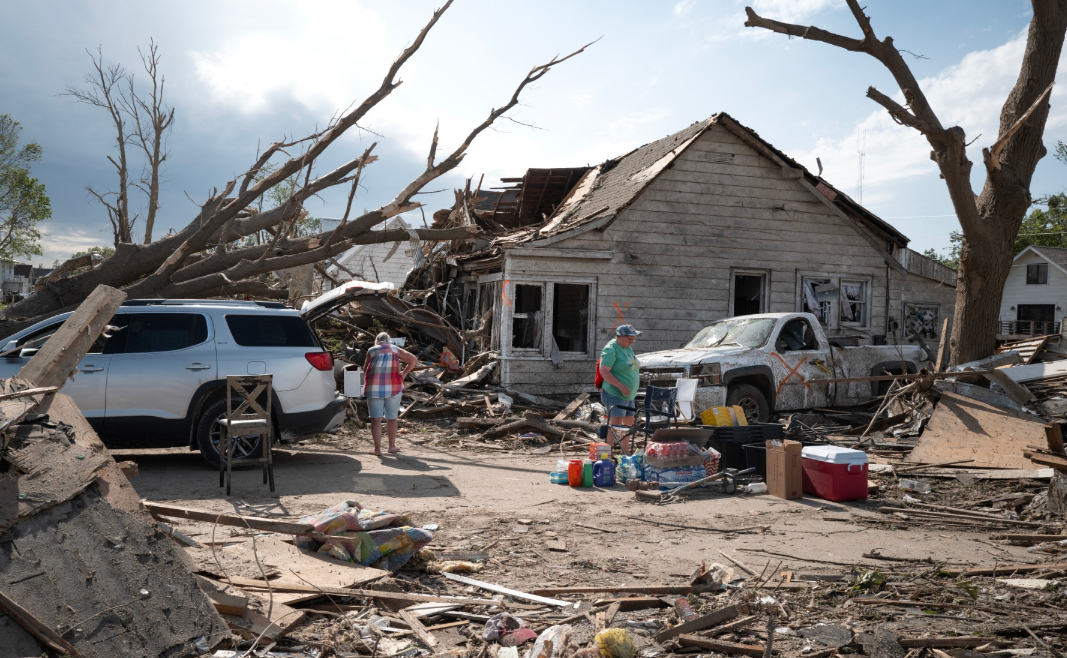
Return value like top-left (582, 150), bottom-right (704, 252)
top-left (196, 399), bottom-right (263, 469)
top-left (726, 384), bottom-right (769, 424)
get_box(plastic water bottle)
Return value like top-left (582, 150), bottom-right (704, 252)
top-left (745, 482), bottom-right (768, 494)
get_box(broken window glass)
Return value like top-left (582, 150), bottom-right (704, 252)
top-left (840, 280), bottom-right (868, 326)
top-left (512, 284), bottom-right (543, 349)
top-left (802, 278), bottom-right (836, 325)
top-left (552, 283), bottom-right (590, 353)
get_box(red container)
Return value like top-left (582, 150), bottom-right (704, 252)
top-left (801, 446), bottom-right (868, 502)
top-left (568, 459), bottom-right (584, 487)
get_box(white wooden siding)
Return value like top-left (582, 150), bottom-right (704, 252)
top-left (486, 125), bottom-right (950, 394)
top-left (999, 248), bottom-right (1067, 323)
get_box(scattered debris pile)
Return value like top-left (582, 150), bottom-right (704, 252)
top-left (0, 286), bottom-right (229, 658)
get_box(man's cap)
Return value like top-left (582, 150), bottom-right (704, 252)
top-left (615, 324), bottom-right (642, 337)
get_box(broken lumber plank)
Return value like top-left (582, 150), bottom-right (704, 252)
top-left (157, 521), bottom-right (203, 548)
top-left (590, 596), bottom-right (669, 612)
top-left (207, 575), bottom-right (501, 606)
top-left (653, 605), bottom-right (739, 642)
top-left (195, 575), bottom-right (249, 617)
top-left (941, 561), bottom-right (1067, 577)
top-left (531, 584), bottom-right (718, 596)
top-left (852, 599), bottom-right (1003, 614)
top-left (906, 391), bottom-right (1049, 469)
top-left (898, 637), bottom-right (1010, 649)
top-left (676, 634), bottom-right (766, 657)
top-left (553, 392), bottom-right (590, 421)
top-left (1024, 451), bottom-right (1067, 473)
top-left (17, 284), bottom-right (126, 389)
top-left (982, 368), bottom-right (1037, 404)
top-left (398, 608), bottom-right (440, 649)
top-left (483, 410), bottom-right (565, 440)
top-left (0, 385), bottom-right (57, 401)
top-left (903, 502), bottom-right (1044, 524)
top-left (143, 501), bottom-right (315, 535)
top-left (440, 572), bottom-right (574, 608)
top-left (222, 590), bottom-right (305, 641)
top-left (0, 587), bottom-right (85, 658)
top-left (1047, 423), bottom-right (1065, 454)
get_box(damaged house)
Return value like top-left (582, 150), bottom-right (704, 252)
top-left (411, 113), bottom-right (957, 395)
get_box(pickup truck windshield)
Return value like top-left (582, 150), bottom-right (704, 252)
top-left (684, 317), bottom-right (776, 349)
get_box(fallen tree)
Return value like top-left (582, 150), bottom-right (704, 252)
top-left (745, 0), bottom-right (1067, 365)
top-left (5, 0), bottom-right (589, 336)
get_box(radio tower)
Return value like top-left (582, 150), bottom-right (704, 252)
top-left (856, 130), bottom-right (866, 204)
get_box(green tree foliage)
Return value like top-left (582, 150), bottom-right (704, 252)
top-left (923, 230), bottom-right (961, 270)
top-left (241, 162), bottom-right (321, 247)
top-left (0, 115), bottom-right (49, 260)
top-left (72, 246), bottom-right (116, 259)
top-left (1014, 140), bottom-right (1067, 254)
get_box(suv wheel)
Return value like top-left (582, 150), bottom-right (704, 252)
top-left (196, 399), bottom-right (264, 469)
top-left (726, 383), bottom-right (770, 424)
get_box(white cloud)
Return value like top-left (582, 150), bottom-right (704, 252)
top-left (191, 1), bottom-right (390, 114)
top-left (793, 28), bottom-right (1067, 208)
top-left (749, 0), bottom-right (845, 24)
top-left (675, 0), bottom-right (696, 17)
top-left (39, 226), bottom-right (107, 266)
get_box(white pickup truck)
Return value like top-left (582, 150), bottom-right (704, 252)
top-left (638, 312), bottom-right (929, 422)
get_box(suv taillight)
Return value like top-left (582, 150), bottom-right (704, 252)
top-left (306, 351), bottom-right (334, 371)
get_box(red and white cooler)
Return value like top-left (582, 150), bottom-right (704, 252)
top-left (801, 446), bottom-right (868, 501)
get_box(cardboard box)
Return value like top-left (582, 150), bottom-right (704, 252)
top-left (765, 439), bottom-right (803, 500)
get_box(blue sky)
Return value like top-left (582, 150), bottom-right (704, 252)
top-left (1, 0), bottom-right (1062, 267)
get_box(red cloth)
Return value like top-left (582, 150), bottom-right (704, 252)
top-left (365, 344), bottom-right (403, 398)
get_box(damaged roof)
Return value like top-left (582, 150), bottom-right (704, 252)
top-left (492, 112), bottom-right (909, 248)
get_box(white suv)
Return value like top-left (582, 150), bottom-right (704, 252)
top-left (0, 282), bottom-right (391, 466)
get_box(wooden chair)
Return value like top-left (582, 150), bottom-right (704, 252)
top-left (218, 375), bottom-right (274, 495)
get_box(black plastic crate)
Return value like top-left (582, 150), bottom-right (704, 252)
top-left (705, 424), bottom-right (784, 471)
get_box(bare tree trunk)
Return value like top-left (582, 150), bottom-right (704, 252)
top-left (745, 0), bottom-right (1067, 366)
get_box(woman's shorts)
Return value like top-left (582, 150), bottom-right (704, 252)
top-left (367, 392), bottom-right (403, 420)
top-left (601, 390), bottom-right (636, 417)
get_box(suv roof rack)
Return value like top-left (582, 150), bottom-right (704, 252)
top-left (122, 299), bottom-right (293, 309)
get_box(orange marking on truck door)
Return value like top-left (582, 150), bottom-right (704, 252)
top-left (772, 352), bottom-right (811, 394)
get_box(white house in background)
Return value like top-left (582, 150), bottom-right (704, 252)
top-left (323, 217), bottom-right (416, 289)
top-left (998, 245), bottom-right (1067, 338)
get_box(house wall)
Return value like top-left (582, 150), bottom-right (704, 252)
top-left (999, 248), bottom-right (1067, 325)
top-left (492, 124), bottom-right (906, 395)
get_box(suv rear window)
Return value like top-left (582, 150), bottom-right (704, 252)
top-left (119, 313), bottom-right (210, 353)
top-left (226, 314), bottom-right (318, 347)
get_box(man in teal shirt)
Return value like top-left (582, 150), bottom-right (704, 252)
top-left (599, 324), bottom-right (642, 452)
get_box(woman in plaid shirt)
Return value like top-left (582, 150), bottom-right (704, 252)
top-left (363, 332), bottom-right (418, 455)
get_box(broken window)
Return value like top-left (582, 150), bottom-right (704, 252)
top-left (477, 282), bottom-right (499, 351)
top-left (802, 278), bottom-right (836, 326)
top-left (732, 273), bottom-right (765, 316)
top-left (776, 318), bottom-right (819, 351)
top-left (1027, 262), bottom-right (1049, 284)
top-left (552, 283), bottom-right (590, 353)
top-left (511, 284), bottom-right (543, 349)
top-left (840, 280), bottom-right (869, 326)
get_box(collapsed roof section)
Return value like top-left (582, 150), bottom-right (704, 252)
top-left (431, 112), bottom-right (911, 264)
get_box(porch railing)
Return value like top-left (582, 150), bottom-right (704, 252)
top-left (999, 320), bottom-right (1061, 337)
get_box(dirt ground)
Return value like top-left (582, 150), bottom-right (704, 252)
top-left (118, 420), bottom-right (1042, 588)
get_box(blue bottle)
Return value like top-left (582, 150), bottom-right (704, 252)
top-left (593, 459), bottom-right (616, 487)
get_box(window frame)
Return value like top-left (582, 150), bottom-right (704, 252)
top-left (1026, 262), bottom-right (1049, 285)
top-left (550, 282), bottom-right (594, 356)
top-left (509, 282), bottom-right (545, 353)
top-left (839, 279), bottom-right (872, 329)
top-left (120, 312), bottom-right (213, 354)
top-left (729, 268), bottom-right (770, 317)
top-left (223, 313), bottom-right (316, 349)
top-left (498, 276), bottom-right (598, 360)
top-left (796, 274), bottom-right (874, 330)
